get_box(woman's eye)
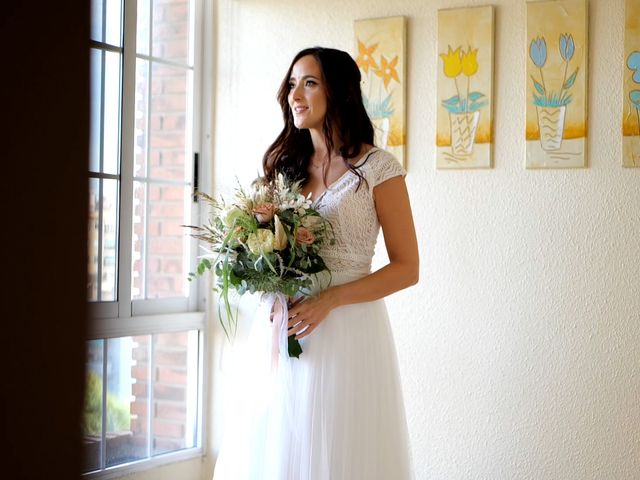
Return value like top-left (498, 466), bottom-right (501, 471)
top-left (288, 82), bottom-right (295, 89)
top-left (305, 80), bottom-right (316, 87)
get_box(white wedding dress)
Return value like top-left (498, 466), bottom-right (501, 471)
top-left (213, 147), bottom-right (413, 480)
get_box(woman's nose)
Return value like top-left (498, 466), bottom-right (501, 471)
top-left (290, 83), bottom-right (302, 101)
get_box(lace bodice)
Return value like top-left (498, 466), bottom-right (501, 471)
top-left (314, 148), bottom-right (406, 276)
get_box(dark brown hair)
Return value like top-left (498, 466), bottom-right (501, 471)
top-left (262, 47), bottom-right (374, 186)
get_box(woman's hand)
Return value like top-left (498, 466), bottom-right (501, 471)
top-left (287, 288), bottom-right (340, 340)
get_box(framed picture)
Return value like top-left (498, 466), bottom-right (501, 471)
top-left (624, 0), bottom-right (640, 167)
top-left (355, 16), bottom-right (406, 168)
top-left (526, 0), bottom-right (588, 169)
top-left (436, 5), bottom-right (494, 169)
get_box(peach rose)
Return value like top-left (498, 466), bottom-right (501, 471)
top-left (295, 226), bottom-right (315, 245)
top-left (252, 203), bottom-right (275, 223)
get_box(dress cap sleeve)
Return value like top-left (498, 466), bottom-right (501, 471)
top-left (367, 148), bottom-right (406, 188)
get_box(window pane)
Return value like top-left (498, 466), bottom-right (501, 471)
top-left (134, 59), bottom-right (149, 177)
top-left (83, 340), bottom-right (104, 473)
top-left (90, 0), bottom-right (104, 43)
top-left (101, 179), bottom-right (119, 301)
top-left (149, 63), bottom-right (191, 181)
top-left (153, 330), bottom-right (199, 454)
top-left (90, 49), bottom-right (103, 173)
top-left (88, 178), bottom-right (100, 301)
top-left (105, 0), bottom-right (123, 47)
top-left (103, 51), bottom-right (122, 175)
top-left (106, 336), bottom-right (150, 467)
top-left (137, 0), bottom-right (151, 56)
top-left (152, 0), bottom-right (192, 65)
top-left (132, 181), bottom-right (147, 299)
top-left (132, 181), bottom-right (190, 300)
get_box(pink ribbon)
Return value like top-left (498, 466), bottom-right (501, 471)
top-left (263, 292), bottom-right (289, 370)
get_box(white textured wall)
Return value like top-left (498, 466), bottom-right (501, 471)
top-left (206, 0), bottom-right (640, 479)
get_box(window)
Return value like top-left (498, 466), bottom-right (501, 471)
top-left (85, 0), bottom-right (207, 475)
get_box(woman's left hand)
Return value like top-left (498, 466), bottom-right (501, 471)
top-left (287, 288), bottom-right (339, 340)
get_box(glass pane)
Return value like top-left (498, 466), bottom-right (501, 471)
top-left (106, 336), bottom-right (150, 467)
top-left (90, 0), bottom-right (104, 43)
top-left (82, 340), bottom-right (104, 473)
top-left (148, 184), bottom-right (189, 298)
top-left (105, 0), bottom-right (123, 47)
top-left (152, 0), bottom-right (192, 64)
top-left (149, 63), bottom-right (191, 181)
top-left (132, 181), bottom-right (190, 300)
top-left (103, 50), bottom-right (122, 175)
top-left (153, 330), bottom-right (199, 455)
top-left (88, 178), bottom-right (100, 301)
top-left (134, 59), bottom-right (149, 177)
top-left (137, 0), bottom-right (151, 56)
top-left (101, 179), bottom-right (119, 301)
top-left (132, 181), bottom-right (147, 300)
top-left (90, 49), bottom-right (103, 173)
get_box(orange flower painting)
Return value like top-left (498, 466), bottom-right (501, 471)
top-left (354, 16), bottom-right (406, 167)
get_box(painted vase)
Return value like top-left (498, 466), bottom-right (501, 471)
top-left (449, 111), bottom-right (480, 156)
top-left (372, 117), bottom-right (390, 150)
top-left (536, 105), bottom-right (566, 151)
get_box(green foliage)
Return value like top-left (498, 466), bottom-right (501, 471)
top-left (441, 92), bottom-right (487, 114)
top-left (83, 371), bottom-right (131, 436)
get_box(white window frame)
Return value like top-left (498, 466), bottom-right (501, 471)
top-left (86, 0), bottom-right (214, 477)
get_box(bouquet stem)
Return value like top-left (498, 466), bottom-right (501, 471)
top-left (288, 335), bottom-right (303, 358)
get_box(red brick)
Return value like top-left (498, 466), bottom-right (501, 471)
top-left (156, 367), bottom-right (188, 385)
top-left (155, 403), bottom-right (186, 421)
top-left (150, 166), bottom-right (184, 181)
top-left (149, 150), bottom-right (162, 167)
top-left (168, 150), bottom-right (185, 166)
top-left (130, 400), bottom-right (148, 417)
top-left (162, 41), bottom-right (188, 60)
top-left (161, 78), bottom-right (187, 95)
top-left (132, 382), bottom-right (148, 397)
top-left (153, 384), bottom-right (185, 402)
top-left (131, 366), bottom-right (148, 381)
top-left (154, 348), bottom-right (187, 367)
top-left (160, 186), bottom-right (184, 200)
top-left (151, 93), bottom-right (186, 113)
top-left (156, 331), bottom-right (188, 346)
top-left (153, 419), bottom-right (184, 439)
top-left (161, 222), bottom-right (186, 237)
top-left (147, 220), bottom-right (161, 237)
top-left (149, 237), bottom-right (182, 255)
top-left (149, 202), bottom-right (183, 218)
top-left (150, 132), bottom-right (184, 149)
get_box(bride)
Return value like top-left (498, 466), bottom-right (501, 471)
top-left (213, 46), bottom-right (419, 480)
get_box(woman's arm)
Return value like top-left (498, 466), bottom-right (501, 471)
top-left (288, 175), bottom-right (419, 339)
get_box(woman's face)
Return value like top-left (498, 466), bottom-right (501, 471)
top-left (288, 55), bottom-right (327, 131)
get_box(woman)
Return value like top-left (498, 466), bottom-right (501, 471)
top-left (214, 46), bottom-right (419, 480)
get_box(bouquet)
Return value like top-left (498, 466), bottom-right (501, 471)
top-left (187, 173), bottom-right (334, 359)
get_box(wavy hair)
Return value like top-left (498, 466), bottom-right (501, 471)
top-left (262, 47), bottom-right (374, 186)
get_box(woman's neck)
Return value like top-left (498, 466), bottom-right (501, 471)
top-left (309, 127), bottom-right (340, 158)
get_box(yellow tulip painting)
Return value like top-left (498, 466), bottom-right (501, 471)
top-left (355, 16), bottom-right (406, 168)
top-left (526, 0), bottom-right (588, 169)
top-left (623, 0), bottom-right (640, 167)
top-left (436, 6), bottom-right (494, 169)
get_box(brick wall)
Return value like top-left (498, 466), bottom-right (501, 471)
top-left (132, 0), bottom-right (190, 300)
top-left (130, 332), bottom-right (192, 455)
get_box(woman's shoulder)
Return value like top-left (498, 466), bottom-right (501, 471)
top-left (358, 146), bottom-right (406, 186)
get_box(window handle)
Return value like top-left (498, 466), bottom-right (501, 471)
top-left (192, 152), bottom-right (199, 202)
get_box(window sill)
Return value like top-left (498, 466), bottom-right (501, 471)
top-left (83, 446), bottom-right (204, 479)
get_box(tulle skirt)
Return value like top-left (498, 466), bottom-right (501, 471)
top-left (213, 272), bottom-right (413, 480)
